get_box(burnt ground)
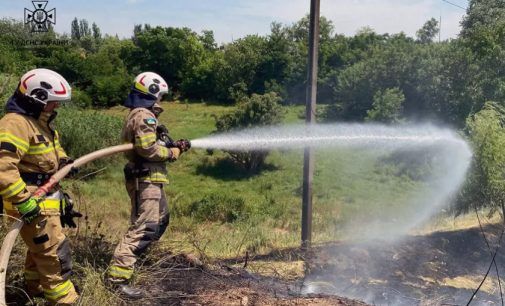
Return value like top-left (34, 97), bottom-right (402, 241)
top-left (304, 223), bottom-right (505, 305)
top-left (129, 253), bottom-right (366, 306)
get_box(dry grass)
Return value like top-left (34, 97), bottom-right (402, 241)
top-left (410, 209), bottom-right (502, 236)
top-left (239, 260), bottom-right (305, 281)
top-left (441, 275), bottom-right (499, 295)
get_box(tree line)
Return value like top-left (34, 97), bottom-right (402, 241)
top-left (1, 0), bottom-right (505, 212)
top-left (0, 1), bottom-right (498, 125)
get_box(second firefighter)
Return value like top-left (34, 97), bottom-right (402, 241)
top-left (107, 72), bottom-right (190, 298)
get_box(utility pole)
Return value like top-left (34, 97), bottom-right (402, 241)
top-left (302, 0), bottom-right (320, 250)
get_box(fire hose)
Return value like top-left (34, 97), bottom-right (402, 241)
top-left (0, 143), bottom-right (133, 306)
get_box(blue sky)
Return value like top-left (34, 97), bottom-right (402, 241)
top-left (1, 0), bottom-right (468, 43)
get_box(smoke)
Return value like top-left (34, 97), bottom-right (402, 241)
top-left (193, 123), bottom-right (475, 304)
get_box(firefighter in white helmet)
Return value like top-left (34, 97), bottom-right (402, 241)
top-left (0, 68), bottom-right (80, 304)
top-left (107, 72), bottom-right (190, 298)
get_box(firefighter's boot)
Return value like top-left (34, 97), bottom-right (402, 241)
top-left (107, 278), bottom-right (144, 299)
top-left (117, 283), bottom-right (144, 299)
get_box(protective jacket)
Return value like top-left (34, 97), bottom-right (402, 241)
top-left (0, 97), bottom-right (67, 215)
top-left (121, 107), bottom-right (180, 184)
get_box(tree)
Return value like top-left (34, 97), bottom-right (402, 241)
top-left (461, 0), bottom-right (505, 42)
top-left (366, 88), bottom-right (404, 123)
top-left (215, 93), bottom-right (285, 171)
top-left (92, 22), bottom-right (102, 40)
top-left (79, 19), bottom-right (91, 37)
top-left (70, 18), bottom-right (97, 51)
top-left (71, 17), bottom-right (80, 40)
top-left (327, 34), bottom-right (415, 121)
top-left (213, 35), bottom-right (268, 101)
top-left (283, 16), bottom-right (340, 104)
top-left (129, 25), bottom-right (206, 95)
top-left (460, 0), bottom-right (505, 107)
top-left (81, 38), bottom-right (133, 107)
top-left (459, 101), bottom-right (505, 214)
top-left (199, 30), bottom-right (217, 51)
top-left (416, 18), bottom-right (439, 43)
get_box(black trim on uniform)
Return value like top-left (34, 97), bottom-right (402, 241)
top-left (157, 212), bottom-right (170, 240)
top-left (132, 222), bottom-right (158, 256)
top-left (20, 172), bottom-right (51, 186)
top-left (0, 142), bottom-right (17, 153)
top-left (33, 234), bottom-right (49, 245)
top-left (57, 238), bottom-right (73, 280)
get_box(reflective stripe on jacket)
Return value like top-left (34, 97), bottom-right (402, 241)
top-left (0, 112), bottom-right (67, 205)
top-left (4, 190), bottom-right (65, 217)
top-left (122, 107), bottom-right (180, 184)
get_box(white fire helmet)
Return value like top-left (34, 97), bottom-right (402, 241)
top-left (132, 72), bottom-right (169, 99)
top-left (18, 68), bottom-right (71, 104)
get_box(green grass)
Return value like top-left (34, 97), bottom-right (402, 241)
top-left (107, 101), bottom-right (234, 140)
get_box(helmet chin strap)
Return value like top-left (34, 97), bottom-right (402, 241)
top-left (29, 95), bottom-right (48, 106)
top-left (28, 88), bottom-right (49, 107)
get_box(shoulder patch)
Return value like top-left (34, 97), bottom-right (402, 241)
top-left (144, 118), bottom-right (157, 126)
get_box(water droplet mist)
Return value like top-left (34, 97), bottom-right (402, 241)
top-left (192, 123), bottom-right (472, 236)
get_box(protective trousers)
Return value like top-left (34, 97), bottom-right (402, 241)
top-left (20, 215), bottom-right (78, 305)
top-left (108, 181), bottom-right (169, 281)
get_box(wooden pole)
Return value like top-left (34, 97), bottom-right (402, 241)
top-left (302, 0), bottom-right (320, 250)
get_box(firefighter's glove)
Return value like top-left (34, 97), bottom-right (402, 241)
top-left (60, 193), bottom-right (82, 228)
top-left (175, 139), bottom-right (191, 152)
top-left (59, 158), bottom-right (78, 177)
top-left (16, 197), bottom-right (41, 224)
top-left (157, 124), bottom-right (169, 136)
top-left (156, 125), bottom-right (174, 147)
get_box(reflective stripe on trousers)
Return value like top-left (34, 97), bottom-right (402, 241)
top-left (43, 279), bottom-right (74, 301)
top-left (108, 265), bottom-right (134, 280)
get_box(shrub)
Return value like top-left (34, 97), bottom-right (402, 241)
top-left (366, 87), bottom-right (405, 123)
top-left (377, 146), bottom-right (439, 181)
top-left (189, 193), bottom-right (248, 223)
top-left (458, 101), bottom-right (505, 214)
top-left (215, 92), bottom-right (285, 171)
top-left (86, 72), bottom-right (131, 107)
top-left (0, 73), bottom-right (19, 117)
top-left (71, 88), bottom-right (93, 108)
top-left (55, 106), bottom-right (122, 168)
